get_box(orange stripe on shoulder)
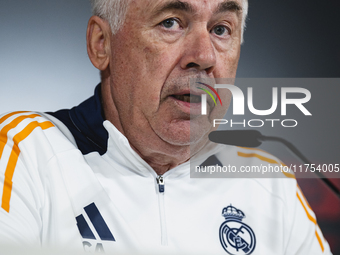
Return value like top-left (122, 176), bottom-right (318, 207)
top-left (296, 189), bottom-right (325, 252)
top-left (297, 184), bottom-right (313, 211)
top-left (0, 111), bottom-right (29, 125)
top-left (0, 114), bottom-right (41, 160)
top-left (296, 191), bottom-right (316, 224)
top-left (237, 150), bottom-right (295, 179)
top-left (238, 146), bottom-right (269, 154)
top-left (1, 120), bottom-right (54, 213)
top-left (237, 151), bottom-right (278, 164)
top-left (282, 171), bottom-right (295, 179)
top-left (280, 162), bottom-right (295, 179)
top-left (315, 230), bottom-right (325, 252)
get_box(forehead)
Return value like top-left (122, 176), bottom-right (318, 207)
top-left (129, 0), bottom-right (244, 18)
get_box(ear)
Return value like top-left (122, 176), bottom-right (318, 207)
top-left (87, 16), bottom-right (111, 71)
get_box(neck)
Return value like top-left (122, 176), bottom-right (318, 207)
top-left (132, 146), bottom-right (190, 176)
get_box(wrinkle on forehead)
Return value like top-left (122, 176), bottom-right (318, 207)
top-left (132, 0), bottom-right (243, 17)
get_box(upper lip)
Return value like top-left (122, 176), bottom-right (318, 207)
top-left (162, 76), bottom-right (217, 107)
top-left (169, 88), bottom-right (216, 108)
top-left (170, 89), bottom-right (205, 97)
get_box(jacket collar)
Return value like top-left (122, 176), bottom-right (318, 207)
top-left (68, 84), bottom-right (223, 177)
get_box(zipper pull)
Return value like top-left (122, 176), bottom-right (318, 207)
top-left (157, 176), bottom-right (165, 193)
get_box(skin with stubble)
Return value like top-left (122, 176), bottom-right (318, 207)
top-left (87, 0), bottom-right (244, 175)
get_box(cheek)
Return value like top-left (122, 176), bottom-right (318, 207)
top-left (136, 46), bottom-right (179, 101)
top-left (111, 48), bottom-right (177, 116)
top-left (141, 44), bottom-right (177, 78)
top-left (215, 44), bottom-right (241, 77)
top-left (227, 42), bottom-right (241, 67)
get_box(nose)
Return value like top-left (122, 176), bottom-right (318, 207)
top-left (180, 28), bottom-right (216, 74)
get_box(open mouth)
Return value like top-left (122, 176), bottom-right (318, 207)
top-left (171, 94), bottom-right (201, 103)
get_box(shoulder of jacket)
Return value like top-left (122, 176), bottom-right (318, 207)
top-left (214, 145), bottom-right (297, 203)
top-left (0, 111), bottom-right (55, 142)
top-left (0, 111), bottom-right (77, 156)
top-left (216, 145), bottom-right (295, 178)
top-left (0, 111), bottom-right (57, 213)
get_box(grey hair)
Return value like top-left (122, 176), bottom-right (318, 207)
top-left (90, 0), bottom-right (249, 41)
top-left (90, 0), bottom-right (131, 34)
top-left (241, 0), bottom-right (248, 43)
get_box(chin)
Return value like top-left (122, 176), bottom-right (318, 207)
top-left (157, 118), bottom-right (212, 147)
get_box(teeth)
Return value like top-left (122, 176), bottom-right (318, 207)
top-left (173, 94), bottom-right (201, 103)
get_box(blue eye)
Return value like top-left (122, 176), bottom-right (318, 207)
top-left (162, 19), bottom-right (175, 28)
top-left (160, 18), bottom-right (180, 29)
top-left (213, 26), bottom-right (229, 36)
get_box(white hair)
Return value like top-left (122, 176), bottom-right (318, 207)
top-left (90, 0), bottom-right (248, 41)
top-left (90, 0), bottom-right (131, 34)
top-left (241, 0), bottom-right (248, 43)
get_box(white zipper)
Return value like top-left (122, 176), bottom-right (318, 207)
top-left (156, 175), bottom-right (168, 246)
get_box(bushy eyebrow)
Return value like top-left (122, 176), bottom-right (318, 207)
top-left (215, 0), bottom-right (242, 15)
top-left (154, 0), bottom-right (195, 15)
top-left (152, 0), bottom-right (242, 17)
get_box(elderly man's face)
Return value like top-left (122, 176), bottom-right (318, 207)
top-left (106, 0), bottom-right (243, 165)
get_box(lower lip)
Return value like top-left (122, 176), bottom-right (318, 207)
top-left (170, 96), bottom-right (203, 115)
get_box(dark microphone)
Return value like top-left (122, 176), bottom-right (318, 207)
top-left (209, 130), bottom-right (340, 199)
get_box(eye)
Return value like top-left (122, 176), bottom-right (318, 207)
top-left (212, 25), bottom-right (230, 36)
top-left (160, 18), bottom-right (180, 30)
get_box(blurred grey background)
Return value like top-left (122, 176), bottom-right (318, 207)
top-left (0, 0), bottom-right (96, 113)
top-left (1, 0), bottom-right (339, 253)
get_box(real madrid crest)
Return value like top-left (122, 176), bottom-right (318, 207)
top-left (219, 205), bottom-right (256, 255)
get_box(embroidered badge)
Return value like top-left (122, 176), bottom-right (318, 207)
top-left (219, 205), bottom-right (256, 255)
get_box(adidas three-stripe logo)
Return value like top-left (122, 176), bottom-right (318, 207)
top-left (76, 203), bottom-right (116, 242)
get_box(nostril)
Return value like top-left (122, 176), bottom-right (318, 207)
top-left (186, 62), bottom-right (198, 68)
